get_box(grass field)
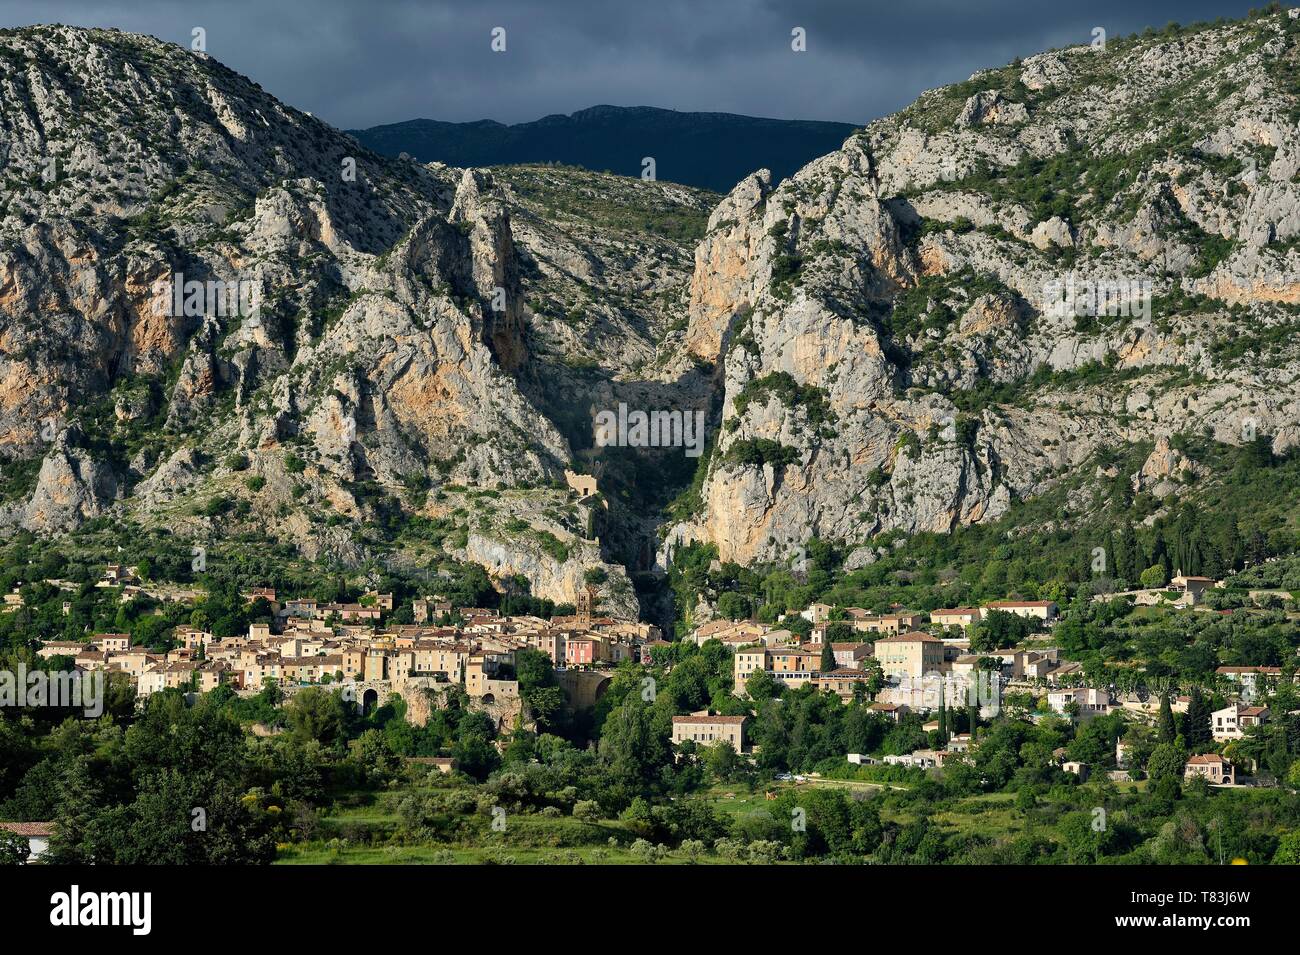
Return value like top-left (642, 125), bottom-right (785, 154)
top-left (271, 776), bottom-right (1151, 863)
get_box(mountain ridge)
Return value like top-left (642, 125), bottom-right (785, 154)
top-left (4, 14), bottom-right (1300, 626)
top-left (348, 104), bottom-right (859, 192)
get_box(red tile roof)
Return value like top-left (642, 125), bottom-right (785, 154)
top-left (876, 631), bottom-right (943, 643)
top-left (0, 821), bottom-right (53, 836)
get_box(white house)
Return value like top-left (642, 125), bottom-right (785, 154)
top-left (0, 822), bottom-right (53, 862)
top-left (1214, 666), bottom-right (1286, 702)
top-left (1048, 686), bottom-right (1114, 720)
top-left (1210, 704), bottom-right (1269, 741)
top-left (984, 600), bottom-right (1058, 622)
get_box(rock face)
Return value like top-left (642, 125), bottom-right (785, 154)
top-left (0, 26), bottom-right (721, 625)
top-left (0, 28), bottom-right (591, 490)
top-left (957, 90), bottom-right (1029, 128)
top-left (664, 12), bottom-right (1300, 564)
top-left (1131, 435), bottom-right (1200, 499)
top-left (460, 531), bottom-right (637, 620)
top-left (2, 427), bottom-right (119, 532)
top-left (9, 15), bottom-right (1300, 616)
top-left (0, 26), bottom-right (714, 611)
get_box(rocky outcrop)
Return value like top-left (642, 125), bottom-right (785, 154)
top-left (664, 11), bottom-right (1300, 564)
top-left (441, 486), bottom-right (639, 617)
top-left (1131, 435), bottom-right (1200, 499)
top-left (956, 90), bottom-right (1029, 128)
top-left (4, 428), bottom-right (120, 532)
top-left (0, 28), bottom-right (573, 541)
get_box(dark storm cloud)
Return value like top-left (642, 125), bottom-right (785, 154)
top-left (0, 0), bottom-right (1261, 128)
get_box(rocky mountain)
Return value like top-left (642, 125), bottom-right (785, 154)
top-left (349, 106), bottom-right (858, 192)
top-left (0, 25), bottom-right (712, 617)
top-left (661, 10), bottom-right (1300, 570)
top-left (5, 13), bottom-right (1300, 623)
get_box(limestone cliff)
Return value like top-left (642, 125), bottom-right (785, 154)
top-left (665, 11), bottom-right (1300, 564)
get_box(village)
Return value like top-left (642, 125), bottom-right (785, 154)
top-left (15, 561), bottom-right (1291, 801)
top-left (673, 573), bottom-right (1293, 789)
top-left (25, 570), bottom-right (655, 723)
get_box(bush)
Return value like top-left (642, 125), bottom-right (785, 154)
top-left (680, 838), bottom-right (707, 860)
top-left (724, 438), bottom-right (800, 469)
top-left (629, 839), bottom-right (668, 862)
top-left (1139, 564), bottom-right (1167, 589)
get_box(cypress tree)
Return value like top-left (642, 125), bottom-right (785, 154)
top-left (820, 637), bottom-right (835, 674)
top-left (1185, 686), bottom-right (1212, 748)
top-left (1158, 692), bottom-right (1177, 744)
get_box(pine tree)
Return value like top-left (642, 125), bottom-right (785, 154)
top-left (1173, 507), bottom-right (1198, 576)
top-left (1247, 529), bottom-right (1269, 565)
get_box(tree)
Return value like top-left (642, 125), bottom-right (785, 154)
top-left (716, 592), bottom-right (750, 620)
top-left (354, 728), bottom-right (399, 777)
top-left (515, 648), bottom-right (564, 731)
top-left (1146, 738), bottom-right (1187, 783)
top-left (452, 711), bottom-right (501, 780)
top-left (1157, 693), bottom-right (1178, 744)
top-left (744, 668), bottom-right (782, 701)
top-left (0, 830), bottom-right (28, 865)
top-left (91, 772), bottom-right (276, 864)
top-left (819, 639), bottom-right (836, 674)
top-left (1140, 564), bottom-right (1167, 589)
top-left (1184, 686), bottom-right (1212, 748)
top-left (1114, 524), bottom-right (1140, 582)
top-left (969, 610), bottom-right (1029, 652)
top-left (286, 686), bottom-right (349, 747)
top-left (1058, 809), bottom-right (1115, 863)
top-left (1272, 830), bottom-right (1300, 864)
top-left (824, 622), bottom-right (855, 644)
top-left (45, 758), bottom-right (103, 864)
top-left (861, 658), bottom-right (885, 700)
top-left (703, 739), bottom-right (741, 782)
top-left (598, 698), bottom-right (672, 800)
top-left (523, 685), bottom-right (564, 729)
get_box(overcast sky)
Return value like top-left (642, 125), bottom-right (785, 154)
top-left (0, 0), bottom-right (1263, 129)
